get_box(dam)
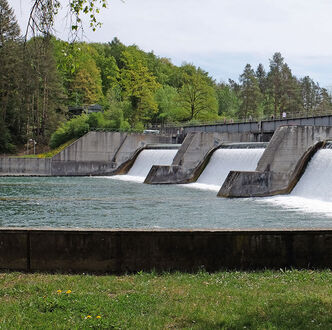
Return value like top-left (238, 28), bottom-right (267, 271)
top-left (0, 126), bottom-right (332, 272)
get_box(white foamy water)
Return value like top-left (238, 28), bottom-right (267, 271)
top-left (111, 149), bottom-right (177, 183)
top-left (260, 149), bottom-right (332, 217)
top-left (189, 148), bottom-right (265, 191)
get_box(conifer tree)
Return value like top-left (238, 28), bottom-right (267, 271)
top-left (239, 64), bottom-right (262, 120)
top-left (0, 0), bottom-right (22, 152)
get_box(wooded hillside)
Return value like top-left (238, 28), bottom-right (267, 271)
top-left (1, 0), bottom-right (332, 152)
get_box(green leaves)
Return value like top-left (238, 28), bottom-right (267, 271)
top-left (69, 0), bottom-right (107, 32)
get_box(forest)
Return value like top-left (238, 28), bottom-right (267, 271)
top-left (1, 0), bottom-right (332, 153)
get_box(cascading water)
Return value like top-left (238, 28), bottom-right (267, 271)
top-left (260, 149), bottom-right (332, 217)
top-left (292, 149), bottom-right (332, 200)
top-left (112, 149), bottom-right (178, 183)
top-left (189, 148), bottom-right (265, 191)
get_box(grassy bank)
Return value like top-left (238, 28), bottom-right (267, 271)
top-left (0, 270), bottom-right (331, 329)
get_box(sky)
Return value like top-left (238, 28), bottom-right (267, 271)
top-left (11, 0), bottom-right (332, 88)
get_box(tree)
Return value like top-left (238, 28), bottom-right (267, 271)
top-left (120, 49), bottom-right (160, 126)
top-left (215, 83), bottom-right (240, 119)
top-left (24, 37), bottom-right (66, 142)
top-left (315, 88), bottom-right (332, 115)
top-left (255, 63), bottom-right (267, 94)
top-left (155, 85), bottom-right (182, 124)
top-left (27, 0), bottom-right (107, 39)
top-left (53, 42), bottom-right (103, 105)
top-left (267, 52), bottom-right (284, 118)
top-left (300, 76), bottom-right (320, 116)
top-left (178, 70), bottom-right (218, 121)
top-left (267, 52), bottom-right (302, 118)
top-left (239, 64), bottom-right (262, 120)
top-left (92, 47), bottom-right (119, 96)
top-left (0, 0), bottom-right (22, 152)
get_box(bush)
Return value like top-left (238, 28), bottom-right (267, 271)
top-left (49, 110), bottom-right (135, 149)
top-left (50, 114), bottom-right (89, 149)
top-left (119, 120), bottom-right (131, 132)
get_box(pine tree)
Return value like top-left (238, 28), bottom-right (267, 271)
top-left (239, 64), bottom-right (262, 120)
top-left (0, 0), bottom-right (22, 152)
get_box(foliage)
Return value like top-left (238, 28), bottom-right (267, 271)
top-left (177, 67), bottom-right (218, 121)
top-left (0, 0), bottom-right (22, 152)
top-left (49, 108), bottom-right (134, 149)
top-left (2, 0), bottom-right (332, 153)
top-left (50, 114), bottom-right (89, 148)
top-left (239, 64), bottom-right (263, 120)
top-left (215, 83), bottom-right (240, 119)
top-left (27, 0), bottom-right (107, 39)
top-left (120, 49), bottom-right (161, 126)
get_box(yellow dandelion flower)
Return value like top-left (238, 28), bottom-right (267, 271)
top-left (85, 315), bottom-right (92, 319)
top-left (57, 290), bottom-right (62, 294)
top-left (96, 315), bottom-right (101, 319)
top-left (66, 290), bottom-right (72, 294)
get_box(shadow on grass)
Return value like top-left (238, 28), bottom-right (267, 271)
top-left (172, 297), bottom-right (331, 329)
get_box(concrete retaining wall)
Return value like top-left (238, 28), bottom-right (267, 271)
top-left (0, 228), bottom-right (331, 273)
top-left (0, 158), bottom-right (52, 176)
top-left (0, 132), bottom-right (174, 176)
top-left (53, 131), bottom-right (127, 162)
top-left (219, 125), bottom-right (332, 197)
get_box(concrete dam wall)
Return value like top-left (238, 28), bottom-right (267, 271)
top-left (0, 131), bottom-right (259, 177)
top-left (2, 126), bottom-right (332, 199)
top-left (145, 132), bottom-right (264, 185)
top-left (0, 132), bottom-right (174, 176)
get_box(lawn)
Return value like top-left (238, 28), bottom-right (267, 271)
top-left (0, 270), bottom-right (331, 329)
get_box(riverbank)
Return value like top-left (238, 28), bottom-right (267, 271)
top-left (0, 270), bottom-right (331, 329)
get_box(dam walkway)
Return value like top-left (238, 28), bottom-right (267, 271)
top-left (163, 114), bottom-right (332, 141)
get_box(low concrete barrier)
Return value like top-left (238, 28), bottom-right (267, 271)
top-left (0, 228), bottom-right (331, 273)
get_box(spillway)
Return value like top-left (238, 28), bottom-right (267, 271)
top-left (260, 148), bottom-right (332, 216)
top-left (190, 148), bottom-right (265, 191)
top-left (291, 149), bottom-right (332, 200)
top-left (112, 149), bottom-right (178, 183)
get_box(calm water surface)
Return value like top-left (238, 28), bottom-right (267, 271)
top-left (0, 176), bottom-right (331, 229)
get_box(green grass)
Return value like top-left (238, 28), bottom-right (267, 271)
top-left (0, 270), bottom-right (331, 329)
top-left (10, 139), bottom-right (76, 159)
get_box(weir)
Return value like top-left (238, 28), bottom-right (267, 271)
top-left (218, 125), bottom-right (332, 198)
top-left (111, 149), bottom-right (178, 182)
top-left (190, 147), bottom-right (265, 191)
top-left (291, 148), bottom-right (332, 201)
top-left (258, 147), bottom-right (332, 217)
